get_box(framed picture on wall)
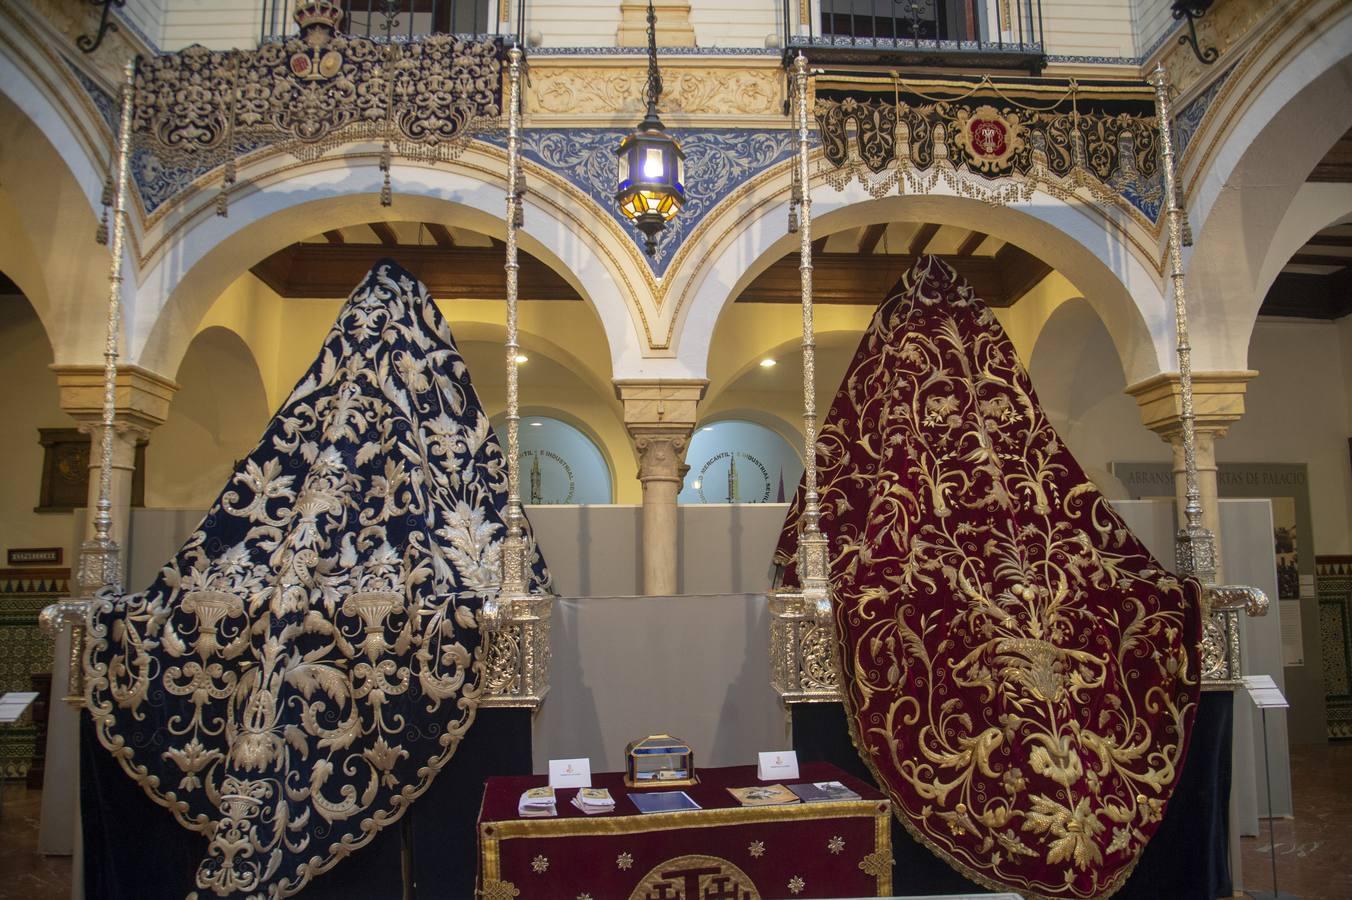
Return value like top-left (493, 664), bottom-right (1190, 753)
top-left (34, 428), bottom-right (146, 513)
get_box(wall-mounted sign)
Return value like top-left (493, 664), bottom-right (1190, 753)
top-left (7, 547), bottom-right (62, 566)
top-left (679, 420), bottom-right (802, 505)
top-left (492, 415), bottom-right (612, 505)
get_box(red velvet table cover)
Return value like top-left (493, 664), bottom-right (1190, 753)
top-left (478, 762), bottom-right (891, 899)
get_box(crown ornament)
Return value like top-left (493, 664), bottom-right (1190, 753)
top-left (294, 0), bottom-right (345, 35)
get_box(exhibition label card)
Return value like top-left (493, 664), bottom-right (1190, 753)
top-left (757, 750), bottom-right (799, 781)
top-left (1242, 674), bottom-right (1290, 709)
top-left (548, 757), bottom-right (592, 788)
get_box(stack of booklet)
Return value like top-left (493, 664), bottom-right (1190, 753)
top-left (570, 787), bottom-right (616, 815)
top-left (787, 781), bottom-right (862, 803)
top-left (727, 785), bottom-right (801, 806)
top-left (518, 786), bottom-right (557, 817)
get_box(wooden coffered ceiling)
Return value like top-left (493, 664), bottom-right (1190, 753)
top-left (1260, 224), bottom-right (1352, 320)
top-left (1259, 132), bottom-right (1352, 320)
top-left (1308, 127), bottom-right (1352, 184)
top-left (251, 221), bottom-right (582, 301)
top-left (252, 220), bottom-right (1055, 309)
top-left (735, 222), bottom-right (1051, 307)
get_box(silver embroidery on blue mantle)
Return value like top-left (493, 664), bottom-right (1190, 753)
top-left (84, 259), bottom-right (550, 899)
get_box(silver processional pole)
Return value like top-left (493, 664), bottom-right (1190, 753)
top-left (1150, 63), bottom-right (1267, 685)
top-left (480, 44), bottom-right (552, 708)
top-left (768, 54), bottom-right (841, 704)
top-left (41, 58), bottom-right (138, 706)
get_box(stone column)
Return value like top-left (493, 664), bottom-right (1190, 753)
top-left (1126, 370), bottom-right (1257, 582)
top-left (616, 379), bottom-right (707, 595)
top-left (52, 364), bottom-right (178, 576)
top-left (39, 365), bottom-right (175, 861)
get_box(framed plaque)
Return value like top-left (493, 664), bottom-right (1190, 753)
top-left (35, 428), bottom-right (146, 513)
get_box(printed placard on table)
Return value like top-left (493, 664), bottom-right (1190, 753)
top-left (548, 757), bottom-right (592, 789)
top-left (757, 750), bottom-right (799, 781)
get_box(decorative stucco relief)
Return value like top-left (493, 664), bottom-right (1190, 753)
top-left (524, 60), bottom-right (785, 127)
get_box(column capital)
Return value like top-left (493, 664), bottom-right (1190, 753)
top-left (1125, 369), bottom-right (1258, 441)
top-left (615, 379), bottom-right (707, 435)
top-left (51, 364), bottom-right (179, 432)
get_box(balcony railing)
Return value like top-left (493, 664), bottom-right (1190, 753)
top-left (783, 0), bottom-right (1046, 72)
top-left (261, 0), bottom-right (500, 42)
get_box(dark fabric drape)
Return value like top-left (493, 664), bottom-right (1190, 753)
top-left (82, 708), bottom-right (533, 899)
top-left (81, 259), bottom-right (549, 898)
top-left (776, 257), bottom-right (1203, 899)
top-left (792, 692), bottom-right (1232, 899)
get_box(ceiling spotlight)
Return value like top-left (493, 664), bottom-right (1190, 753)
top-left (529, 421), bottom-right (543, 427)
top-left (702, 426), bottom-right (714, 432)
top-left (692, 480), bottom-right (702, 490)
top-left (514, 354), bottom-right (529, 364)
top-left (759, 358), bottom-right (777, 368)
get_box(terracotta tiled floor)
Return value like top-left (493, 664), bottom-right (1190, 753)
top-left (2, 743), bottom-right (1349, 899)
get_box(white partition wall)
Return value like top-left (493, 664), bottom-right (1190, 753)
top-left (115, 500), bottom-right (1293, 801)
top-left (1115, 498), bottom-right (1294, 830)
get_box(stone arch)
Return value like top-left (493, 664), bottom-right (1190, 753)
top-left (494, 408), bottom-right (618, 504)
top-left (129, 149), bottom-right (641, 385)
top-left (1184, 4), bottom-right (1352, 371)
top-left (0, 285), bottom-right (72, 555)
top-left (1027, 297), bottom-right (1166, 497)
top-left (447, 326), bottom-right (637, 504)
top-left (0, 89), bottom-right (112, 364)
top-left (1254, 184), bottom-right (1352, 304)
top-left (147, 325), bottom-right (271, 508)
top-left (671, 178), bottom-right (1169, 387)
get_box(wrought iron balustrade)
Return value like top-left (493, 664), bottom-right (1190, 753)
top-left (783, 0), bottom-right (1046, 72)
top-left (261, 0), bottom-right (498, 41)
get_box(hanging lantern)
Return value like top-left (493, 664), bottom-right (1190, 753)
top-left (615, 0), bottom-right (686, 256)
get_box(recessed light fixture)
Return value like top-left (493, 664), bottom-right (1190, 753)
top-left (702, 426), bottom-right (714, 432)
top-left (514, 354), bottom-right (529, 364)
top-left (692, 480), bottom-right (702, 490)
top-left (759, 358), bottom-right (776, 368)
top-left (529, 421), bottom-right (543, 427)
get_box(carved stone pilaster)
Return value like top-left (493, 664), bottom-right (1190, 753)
top-left (616, 379), bottom-right (706, 595)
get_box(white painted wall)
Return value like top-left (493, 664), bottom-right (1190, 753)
top-left (160, 0), bottom-right (265, 50)
top-left (1029, 304), bottom-right (1352, 558)
top-left (1040, 0), bottom-right (1137, 58)
top-left (126, 0), bottom-right (1151, 56)
top-left (1129, 0), bottom-right (1174, 57)
top-left (1222, 318), bottom-right (1352, 556)
top-left (0, 294), bottom-right (77, 563)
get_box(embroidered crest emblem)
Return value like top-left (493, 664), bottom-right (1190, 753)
top-left (953, 104), bottom-right (1025, 173)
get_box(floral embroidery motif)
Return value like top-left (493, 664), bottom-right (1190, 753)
top-left (748, 840), bottom-right (765, 858)
top-left (777, 257), bottom-right (1201, 898)
top-left (788, 875), bottom-right (805, 894)
top-left (617, 852), bottom-right (634, 870)
top-left (532, 855), bottom-right (550, 874)
top-left (828, 835), bottom-right (845, 855)
top-left (84, 261), bottom-right (550, 898)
